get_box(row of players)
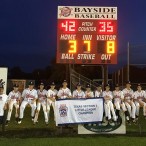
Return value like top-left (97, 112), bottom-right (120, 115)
top-left (0, 80), bottom-right (146, 126)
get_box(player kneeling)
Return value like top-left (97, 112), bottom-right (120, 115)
top-left (133, 84), bottom-right (146, 120)
top-left (103, 84), bottom-right (117, 125)
top-left (113, 84), bottom-right (129, 123)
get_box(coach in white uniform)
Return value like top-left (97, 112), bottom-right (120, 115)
top-left (73, 83), bottom-right (85, 98)
top-left (133, 84), bottom-right (146, 119)
top-left (122, 81), bottom-right (136, 123)
top-left (47, 82), bottom-right (58, 122)
top-left (34, 82), bottom-right (48, 125)
top-left (103, 84), bottom-right (117, 122)
top-left (57, 80), bottom-right (72, 99)
top-left (6, 84), bottom-right (21, 124)
top-left (18, 81), bottom-right (38, 124)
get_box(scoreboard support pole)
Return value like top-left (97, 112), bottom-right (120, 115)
top-left (103, 65), bottom-right (108, 87)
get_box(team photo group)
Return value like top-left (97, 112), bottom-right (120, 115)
top-left (0, 79), bottom-right (146, 127)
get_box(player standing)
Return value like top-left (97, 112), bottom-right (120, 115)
top-left (0, 80), bottom-right (8, 126)
top-left (133, 84), bottom-right (146, 120)
top-left (85, 84), bottom-right (94, 98)
top-left (6, 84), bottom-right (21, 125)
top-left (33, 82), bottom-right (48, 125)
top-left (47, 82), bottom-right (58, 122)
top-left (122, 81), bottom-right (136, 124)
top-left (18, 81), bottom-right (38, 124)
top-left (57, 80), bottom-right (72, 99)
top-left (113, 84), bottom-right (129, 122)
top-left (103, 84), bottom-right (117, 123)
top-left (72, 83), bottom-right (85, 98)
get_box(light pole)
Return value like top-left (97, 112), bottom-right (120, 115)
top-left (127, 42), bottom-right (130, 81)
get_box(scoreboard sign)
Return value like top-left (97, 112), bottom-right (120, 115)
top-left (57, 6), bottom-right (117, 64)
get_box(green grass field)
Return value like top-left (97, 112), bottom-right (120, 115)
top-left (1, 107), bottom-right (146, 146)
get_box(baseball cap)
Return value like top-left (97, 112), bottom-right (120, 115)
top-left (86, 84), bottom-right (91, 88)
top-left (28, 81), bottom-right (34, 85)
top-left (126, 81), bottom-right (131, 84)
top-left (63, 80), bottom-right (67, 83)
top-left (13, 84), bottom-right (19, 88)
top-left (97, 84), bottom-right (102, 87)
top-left (76, 82), bottom-right (81, 86)
top-left (115, 84), bottom-right (119, 87)
top-left (105, 84), bottom-right (110, 87)
top-left (137, 83), bottom-right (141, 87)
top-left (50, 82), bottom-right (55, 86)
top-left (39, 82), bottom-right (44, 86)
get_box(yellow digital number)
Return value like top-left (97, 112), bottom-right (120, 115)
top-left (107, 41), bottom-right (115, 53)
top-left (84, 41), bottom-right (91, 52)
top-left (68, 40), bottom-right (76, 53)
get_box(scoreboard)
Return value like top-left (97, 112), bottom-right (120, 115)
top-left (57, 6), bottom-right (117, 64)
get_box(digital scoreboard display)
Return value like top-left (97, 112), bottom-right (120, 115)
top-left (57, 6), bottom-right (117, 64)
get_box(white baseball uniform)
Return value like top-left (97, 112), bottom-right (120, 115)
top-left (73, 90), bottom-right (85, 98)
top-left (113, 90), bottom-right (127, 111)
top-left (85, 91), bottom-right (94, 98)
top-left (34, 89), bottom-right (48, 123)
top-left (133, 90), bottom-right (146, 116)
top-left (19, 88), bottom-right (38, 119)
top-left (57, 87), bottom-right (72, 99)
top-left (122, 88), bottom-right (136, 119)
top-left (103, 90), bottom-right (117, 121)
top-left (95, 90), bottom-right (103, 97)
top-left (7, 90), bottom-right (21, 121)
top-left (47, 88), bottom-right (58, 121)
top-left (0, 94), bottom-right (8, 116)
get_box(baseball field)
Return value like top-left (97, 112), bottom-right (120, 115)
top-left (0, 107), bottom-right (146, 146)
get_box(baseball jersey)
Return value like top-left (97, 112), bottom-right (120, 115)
top-left (0, 94), bottom-right (8, 116)
top-left (102, 91), bottom-right (113, 101)
top-left (133, 90), bottom-right (146, 101)
top-left (57, 87), bottom-right (72, 99)
top-left (85, 91), bottom-right (94, 98)
top-left (37, 89), bottom-right (48, 103)
top-left (122, 88), bottom-right (134, 101)
top-left (22, 88), bottom-right (38, 102)
top-left (113, 90), bottom-right (124, 102)
top-left (95, 90), bottom-right (103, 97)
top-left (8, 90), bottom-right (21, 102)
top-left (73, 90), bottom-right (85, 98)
top-left (47, 88), bottom-right (58, 101)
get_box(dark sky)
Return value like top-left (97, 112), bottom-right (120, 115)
top-left (1, 0), bottom-right (146, 73)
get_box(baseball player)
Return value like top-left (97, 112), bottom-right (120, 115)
top-left (85, 84), bottom-right (94, 98)
top-left (113, 84), bottom-right (129, 122)
top-left (47, 82), bottom-right (58, 122)
top-left (0, 80), bottom-right (8, 125)
top-left (18, 81), bottom-right (38, 124)
top-left (57, 80), bottom-right (72, 99)
top-left (6, 84), bottom-right (21, 125)
top-left (103, 84), bottom-right (117, 123)
top-left (72, 83), bottom-right (85, 98)
top-left (95, 84), bottom-right (103, 97)
top-left (33, 82), bottom-right (48, 125)
top-left (122, 81), bottom-right (136, 124)
top-left (133, 84), bottom-right (146, 120)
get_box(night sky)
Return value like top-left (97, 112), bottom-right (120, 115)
top-left (1, 0), bottom-right (146, 73)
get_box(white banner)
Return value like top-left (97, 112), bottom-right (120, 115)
top-left (55, 98), bottom-right (103, 125)
top-left (0, 67), bottom-right (8, 94)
